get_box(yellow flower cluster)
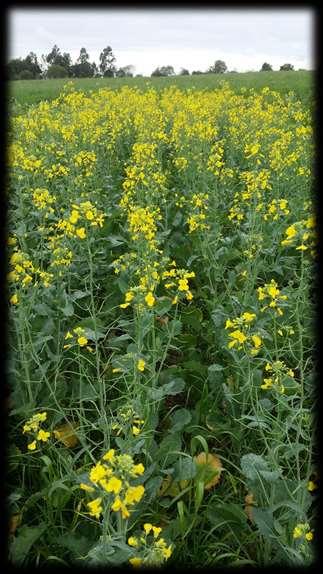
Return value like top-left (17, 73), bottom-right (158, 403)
top-left (22, 412), bottom-right (51, 451)
top-left (111, 405), bottom-right (145, 437)
top-left (121, 142), bottom-right (167, 210)
top-left (281, 217), bottom-right (316, 254)
top-left (256, 198), bottom-right (290, 221)
top-left (32, 187), bottom-right (56, 214)
top-left (257, 279), bottom-right (288, 316)
top-left (207, 141), bottom-right (225, 176)
top-left (293, 523), bottom-right (313, 542)
top-left (8, 250), bottom-right (53, 297)
top-left (81, 449), bottom-right (145, 520)
top-left (127, 206), bottom-right (162, 243)
top-left (128, 523), bottom-right (173, 567)
top-left (187, 193), bottom-right (210, 233)
top-left (261, 361), bottom-right (295, 393)
top-left (73, 150), bottom-right (97, 177)
top-left (63, 327), bottom-right (93, 352)
top-left (43, 163), bottom-right (69, 180)
top-left (53, 200), bottom-right (105, 242)
top-left (50, 245), bottom-right (73, 269)
top-left (225, 312), bottom-right (262, 355)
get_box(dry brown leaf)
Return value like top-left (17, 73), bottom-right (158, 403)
top-left (10, 513), bottom-right (22, 535)
top-left (194, 452), bottom-right (223, 489)
top-left (244, 492), bottom-right (255, 522)
top-left (158, 475), bottom-right (189, 497)
top-left (53, 422), bottom-right (79, 447)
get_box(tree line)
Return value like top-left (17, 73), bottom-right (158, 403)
top-left (7, 46), bottom-right (299, 80)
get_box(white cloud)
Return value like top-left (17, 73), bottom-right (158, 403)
top-left (8, 8), bottom-right (314, 73)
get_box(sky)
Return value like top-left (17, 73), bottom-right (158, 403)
top-left (8, 9), bottom-right (314, 75)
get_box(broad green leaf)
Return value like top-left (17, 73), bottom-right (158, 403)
top-left (10, 524), bottom-right (47, 565)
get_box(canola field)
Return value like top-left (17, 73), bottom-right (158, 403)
top-left (8, 82), bottom-right (316, 567)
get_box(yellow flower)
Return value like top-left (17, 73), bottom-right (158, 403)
top-left (305, 531), bottom-right (313, 541)
top-left (105, 476), bottom-right (122, 494)
top-left (85, 210), bottom-right (94, 220)
top-left (144, 523), bottom-right (153, 535)
top-left (111, 496), bottom-right (130, 519)
top-left (125, 291), bottom-right (134, 302)
top-left (77, 336), bottom-right (88, 347)
top-left (102, 449), bottom-right (115, 462)
top-left (137, 359), bottom-right (145, 372)
top-left (145, 292), bottom-right (155, 307)
top-left (76, 227), bottom-right (86, 239)
top-left (162, 545), bottom-right (172, 559)
top-left (10, 294), bottom-right (19, 305)
top-left (36, 429), bottom-right (50, 442)
top-left (251, 335), bottom-right (262, 348)
top-left (87, 497), bottom-right (103, 519)
top-left (307, 480), bottom-right (317, 492)
top-left (128, 536), bottom-right (138, 547)
top-left (90, 463), bottom-right (107, 484)
top-left (228, 330), bottom-right (247, 347)
top-left (242, 312), bottom-right (256, 323)
top-left (69, 210), bottom-right (79, 224)
top-left (178, 278), bottom-right (189, 291)
top-left (132, 463), bottom-right (145, 476)
top-left (80, 483), bottom-right (95, 492)
top-left (152, 526), bottom-right (162, 538)
top-left (293, 524), bottom-right (305, 539)
top-left (124, 485), bottom-right (145, 505)
top-left (132, 425), bottom-right (140, 436)
top-left (129, 557), bottom-right (143, 567)
top-left (27, 440), bottom-right (37, 451)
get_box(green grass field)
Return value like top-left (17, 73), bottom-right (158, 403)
top-left (8, 71), bottom-right (313, 109)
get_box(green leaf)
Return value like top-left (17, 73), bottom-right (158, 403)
top-left (62, 301), bottom-right (74, 317)
top-left (206, 503), bottom-right (247, 527)
top-left (86, 537), bottom-right (132, 566)
top-left (106, 235), bottom-right (125, 246)
top-left (240, 453), bottom-right (269, 481)
top-left (208, 364), bottom-right (224, 372)
top-left (10, 524), bottom-right (47, 565)
top-left (158, 433), bottom-right (182, 464)
top-left (170, 408), bottom-right (192, 433)
top-left (252, 508), bottom-right (275, 538)
top-left (169, 319), bottom-right (182, 336)
top-left (173, 456), bottom-right (197, 481)
top-left (70, 290), bottom-right (90, 301)
top-left (148, 378), bottom-right (185, 400)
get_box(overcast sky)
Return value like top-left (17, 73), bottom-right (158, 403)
top-left (9, 9), bottom-right (314, 74)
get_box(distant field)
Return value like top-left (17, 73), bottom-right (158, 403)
top-left (8, 71), bottom-right (314, 109)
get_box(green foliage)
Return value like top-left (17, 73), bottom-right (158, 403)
top-left (47, 64), bottom-right (69, 79)
top-left (7, 78), bottom-right (315, 568)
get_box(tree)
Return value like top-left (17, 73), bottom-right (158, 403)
top-left (47, 64), bottom-right (69, 79)
top-left (99, 46), bottom-right (116, 77)
top-left (151, 65), bottom-right (175, 77)
top-left (261, 62), bottom-right (273, 71)
top-left (45, 45), bottom-right (72, 76)
top-left (7, 52), bottom-right (41, 80)
top-left (116, 65), bottom-right (135, 77)
top-left (18, 70), bottom-right (35, 80)
top-left (179, 68), bottom-right (190, 75)
top-left (280, 63), bottom-right (294, 71)
top-left (46, 44), bottom-right (61, 66)
top-left (70, 47), bottom-right (95, 78)
top-left (192, 70), bottom-right (203, 75)
top-left (208, 60), bottom-right (227, 74)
